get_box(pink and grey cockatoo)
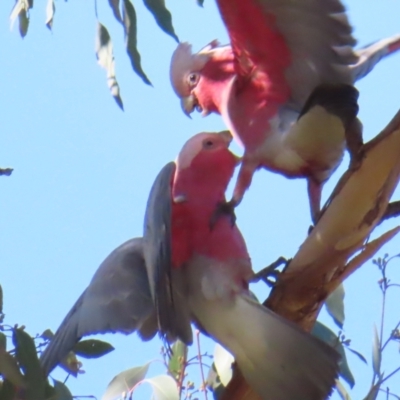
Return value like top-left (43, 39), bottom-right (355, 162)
top-left (170, 0), bottom-right (400, 223)
top-left (40, 131), bottom-right (340, 399)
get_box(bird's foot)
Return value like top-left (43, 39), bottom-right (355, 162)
top-left (251, 256), bottom-right (290, 287)
top-left (209, 200), bottom-right (237, 230)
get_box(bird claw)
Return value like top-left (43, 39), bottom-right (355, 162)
top-left (251, 256), bottom-right (290, 287)
top-left (209, 200), bottom-right (237, 230)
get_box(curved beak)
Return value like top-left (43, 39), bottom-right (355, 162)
top-left (219, 130), bottom-right (242, 165)
top-left (180, 95), bottom-right (197, 118)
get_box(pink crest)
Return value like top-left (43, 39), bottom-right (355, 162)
top-left (169, 42), bottom-right (215, 97)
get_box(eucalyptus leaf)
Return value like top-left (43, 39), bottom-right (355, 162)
top-left (143, 0), bottom-right (178, 42)
top-left (346, 347), bottom-right (368, 364)
top-left (41, 329), bottom-right (55, 340)
top-left (206, 363), bottom-right (225, 400)
top-left (12, 328), bottom-right (47, 400)
top-left (144, 374), bottom-right (179, 400)
top-left (108, 0), bottom-right (122, 23)
top-left (0, 348), bottom-right (26, 387)
top-left (73, 339), bottom-right (114, 359)
top-left (363, 384), bottom-right (380, 400)
top-left (325, 283), bottom-right (345, 328)
top-left (95, 22), bottom-right (124, 109)
top-left (45, 0), bottom-right (55, 30)
top-left (213, 344), bottom-right (234, 387)
top-left (312, 321), bottom-right (355, 387)
top-left (336, 380), bottom-right (352, 400)
top-left (102, 362), bottom-right (150, 400)
top-left (53, 379), bottom-right (73, 400)
top-left (122, 0), bottom-right (152, 85)
top-left (372, 324), bottom-right (381, 378)
top-left (18, 8), bottom-right (29, 38)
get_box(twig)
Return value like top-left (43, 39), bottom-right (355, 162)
top-left (195, 330), bottom-right (208, 400)
top-left (381, 366), bottom-right (400, 386)
top-left (382, 320), bottom-right (400, 351)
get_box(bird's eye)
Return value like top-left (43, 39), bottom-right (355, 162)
top-left (187, 73), bottom-right (199, 86)
top-left (203, 139), bottom-right (215, 149)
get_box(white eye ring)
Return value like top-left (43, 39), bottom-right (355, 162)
top-left (187, 72), bottom-right (200, 86)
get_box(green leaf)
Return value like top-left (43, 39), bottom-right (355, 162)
top-left (122, 0), bottom-right (152, 85)
top-left (10, 0), bottom-right (32, 38)
top-left (0, 379), bottom-right (16, 400)
top-left (45, 0), bottom-right (55, 30)
top-left (12, 327), bottom-right (47, 400)
top-left (73, 339), bottom-right (114, 359)
top-left (143, 0), bottom-right (178, 42)
top-left (363, 384), bottom-right (380, 400)
top-left (18, 7), bottom-right (29, 38)
top-left (0, 333), bottom-right (6, 350)
top-left (0, 348), bottom-right (26, 387)
top-left (206, 363), bottom-right (225, 400)
top-left (102, 362), bottom-right (150, 400)
top-left (168, 340), bottom-right (187, 381)
top-left (143, 375), bottom-right (179, 400)
top-left (213, 344), bottom-right (234, 387)
top-left (312, 321), bottom-right (355, 388)
top-left (95, 22), bottom-right (124, 110)
top-left (325, 283), bottom-right (345, 328)
top-left (53, 379), bottom-right (73, 400)
top-left (41, 329), bottom-right (55, 340)
top-left (346, 347), bottom-right (368, 364)
top-left (372, 324), bottom-right (381, 378)
top-left (336, 380), bottom-right (352, 400)
top-left (10, 0), bottom-right (24, 29)
top-left (108, 0), bottom-right (122, 23)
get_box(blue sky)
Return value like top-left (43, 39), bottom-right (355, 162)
top-left (2, 0), bottom-right (400, 399)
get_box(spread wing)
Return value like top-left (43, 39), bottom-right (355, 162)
top-left (216, 0), bottom-right (358, 108)
top-left (40, 238), bottom-right (156, 375)
top-left (143, 162), bottom-right (193, 345)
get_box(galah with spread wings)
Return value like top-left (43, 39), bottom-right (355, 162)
top-left (40, 131), bottom-right (340, 399)
top-left (170, 0), bottom-right (400, 222)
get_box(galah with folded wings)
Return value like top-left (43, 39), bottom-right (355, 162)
top-left (40, 131), bottom-right (340, 400)
top-left (170, 0), bottom-right (400, 222)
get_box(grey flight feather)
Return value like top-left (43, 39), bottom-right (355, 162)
top-left (185, 256), bottom-right (340, 400)
top-left (143, 161), bottom-right (193, 345)
top-left (40, 238), bottom-right (156, 376)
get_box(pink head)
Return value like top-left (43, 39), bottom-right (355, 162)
top-left (174, 130), bottom-right (240, 198)
top-left (170, 41), bottom-right (235, 117)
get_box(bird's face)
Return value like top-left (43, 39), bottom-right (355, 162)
top-left (170, 41), bottom-right (233, 118)
top-left (176, 131), bottom-right (240, 188)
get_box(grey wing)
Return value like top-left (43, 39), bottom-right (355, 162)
top-left (143, 162), bottom-right (193, 345)
top-left (40, 238), bottom-right (156, 376)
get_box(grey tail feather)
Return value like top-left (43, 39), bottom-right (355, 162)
top-left (353, 34), bottom-right (400, 81)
